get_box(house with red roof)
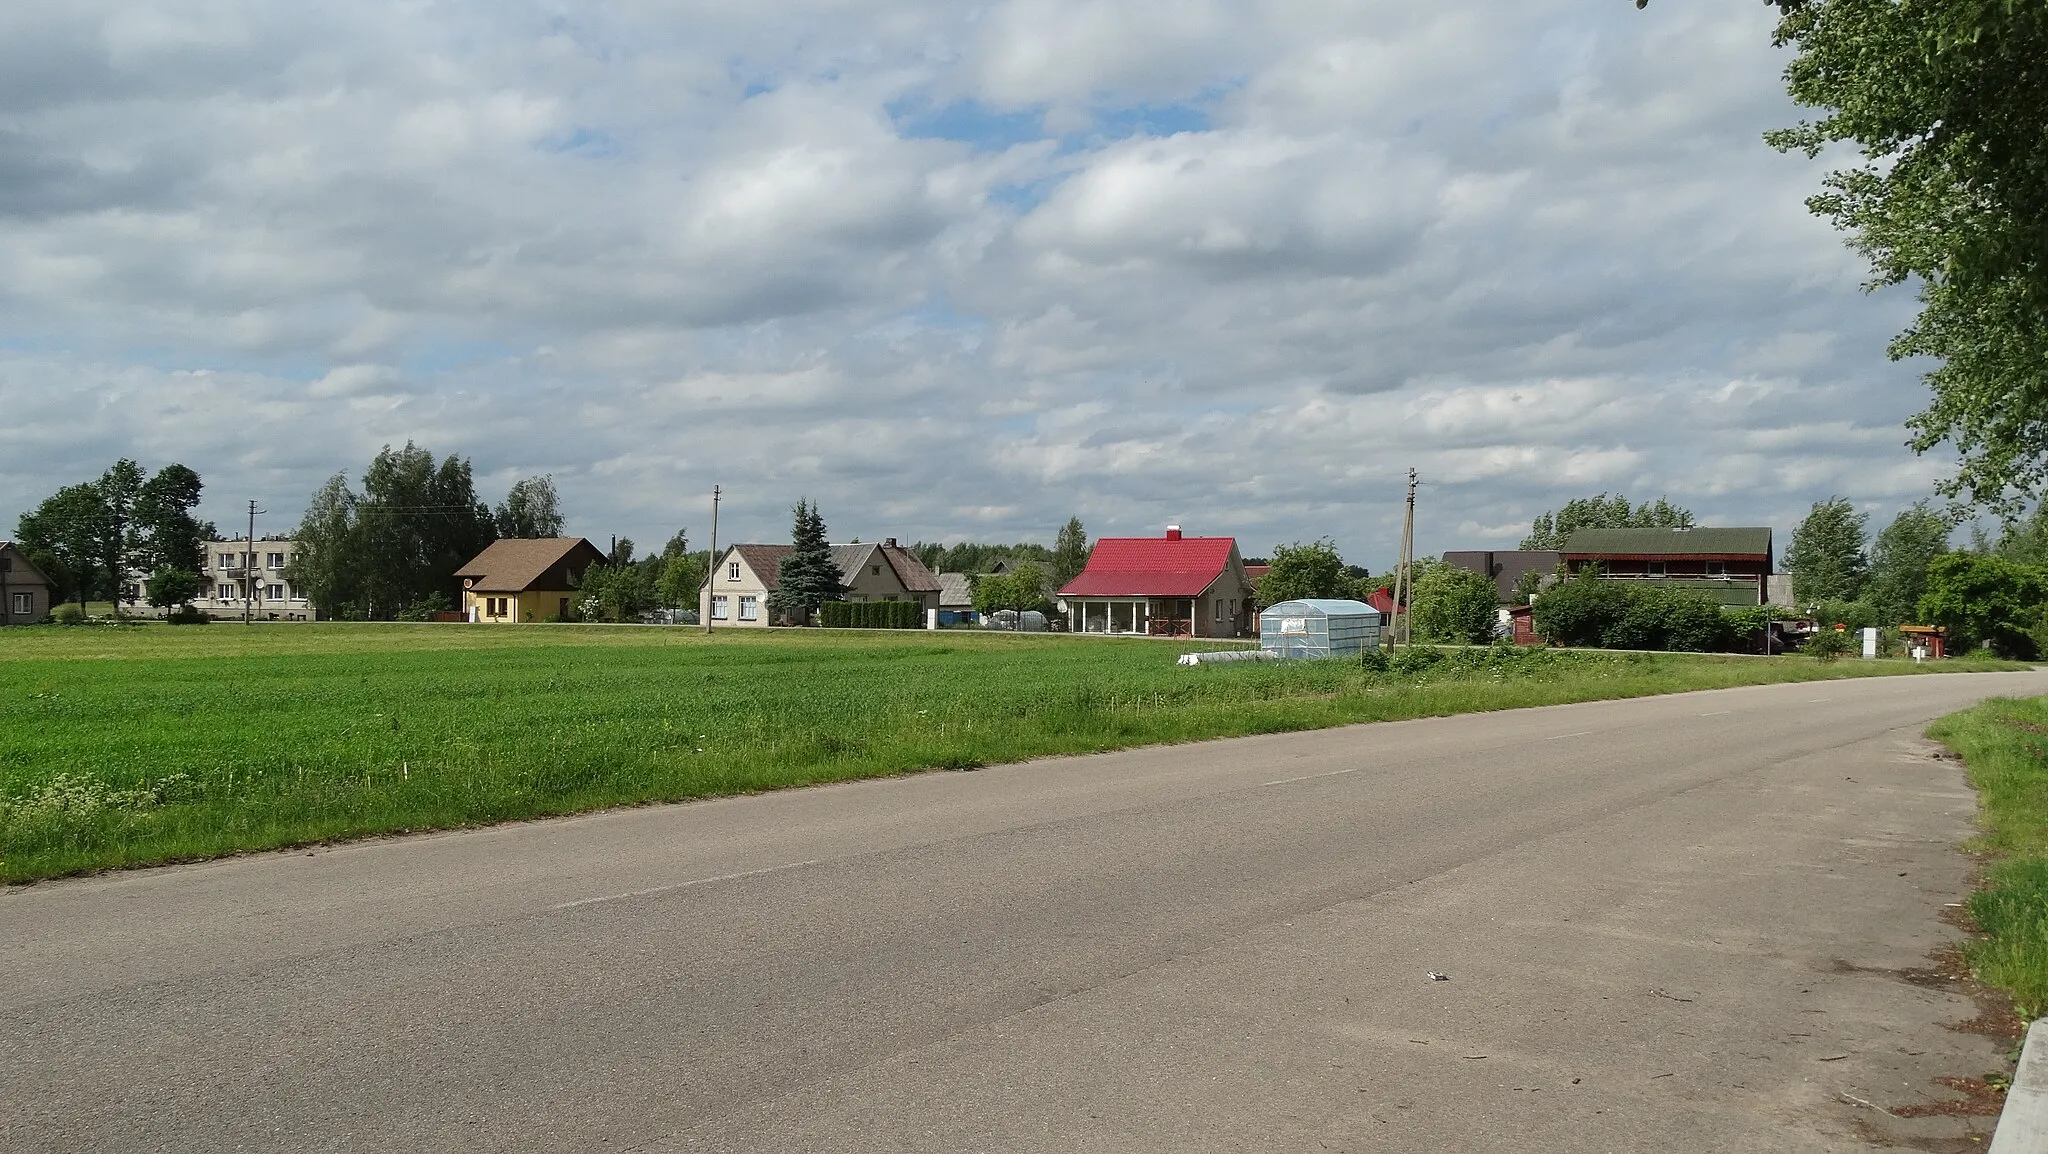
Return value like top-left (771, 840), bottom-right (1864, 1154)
top-left (1057, 526), bottom-right (1256, 638)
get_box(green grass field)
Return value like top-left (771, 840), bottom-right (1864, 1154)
top-left (1928, 698), bottom-right (2048, 1020)
top-left (0, 623), bottom-right (2019, 883)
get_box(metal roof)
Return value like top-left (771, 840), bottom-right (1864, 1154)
top-left (1561, 527), bottom-right (1772, 556)
top-left (1059, 535), bottom-right (1239, 598)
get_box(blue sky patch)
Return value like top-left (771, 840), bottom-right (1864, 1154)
top-left (889, 97), bottom-right (1049, 151)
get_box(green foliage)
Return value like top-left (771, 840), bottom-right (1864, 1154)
top-left (290, 443), bottom-right (498, 620)
top-left (908, 541), bottom-right (1054, 576)
top-left (819, 600), bottom-right (922, 629)
top-left (1917, 551), bottom-right (2048, 657)
top-left (0, 625), bottom-right (2019, 881)
top-left (1519, 494), bottom-right (1693, 550)
top-left (768, 499), bottom-right (842, 624)
top-left (1259, 539), bottom-right (1370, 607)
top-left (1787, 497), bottom-right (1869, 603)
top-left (972, 560), bottom-right (1054, 617)
top-left (494, 475), bottom-right (564, 539)
top-left (165, 605), bottom-right (211, 626)
top-left (1867, 501), bottom-right (1952, 623)
top-left (16, 483), bottom-right (110, 606)
top-left (1811, 598), bottom-right (1879, 631)
top-left (1768, 1), bottom-right (2048, 512)
top-left (146, 568), bottom-right (201, 610)
top-left (50, 603), bottom-right (85, 626)
top-left (135, 464), bottom-right (209, 575)
top-left (16, 461), bottom-right (209, 608)
top-left (1389, 644), bottom-right (1445, 675)
top-left (1528, 569), bottom-right (1735, 652)
top-left (1051, 516), bottom-right (1090, 591)
top-left (1409, 560), bottom-right (1499, 644)
top-left (1356, 645), bottom-right (1390, 672)
top-left (1802, 627), bottom-right (1854, 662)
top-left (574, 562), bottom-right (653, 623)
top-left (656, 550), bottom-right (706, 611)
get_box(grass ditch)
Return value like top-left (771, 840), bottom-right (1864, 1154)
top-left (0, 624), bottom-right (2022, 883)
top-left (1929, 697), bottom-right (2048, 1020)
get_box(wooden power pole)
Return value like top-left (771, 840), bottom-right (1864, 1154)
top-left (243, 499), bottom-right (266, 626)
top-left (704, 485), bottom-right (720, 635)
top-left (1393, 468), bottom-right (1416, 650)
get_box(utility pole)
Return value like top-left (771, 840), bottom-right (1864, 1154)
top-left (1393, 468), bottom-right (1417, 650)
top-left (243, 499), bottom-right (266, 626)
top-left (704, 485), bottom-right (720, 635)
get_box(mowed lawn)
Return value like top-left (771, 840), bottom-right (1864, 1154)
top-left (0, 623), bottom-right (2017, 882)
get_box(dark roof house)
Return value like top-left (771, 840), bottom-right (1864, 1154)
top-left (1560, 526), bottom-right (1774, 607)
top-left (1441, 550), bottom-right (1563, 604)
top-left (455, 537), bottom-right (609, 593)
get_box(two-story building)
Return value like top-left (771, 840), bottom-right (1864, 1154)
top-left (185, 537), bottom-right (317, 619)
top-left (1560, 527), bottom-right (1774, 607)
top-left (701, 538), bottom-right (942, 626)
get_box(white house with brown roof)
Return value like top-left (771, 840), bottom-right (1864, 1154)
top-left (455, 537), bottom-right (608, 623)
top-left (702, 538), bottom-right (941, 627)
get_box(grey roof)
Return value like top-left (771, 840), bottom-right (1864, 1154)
top-left (1442, 550), bottom-right (1562, 602)
top-left (719, 541), bottom-right (942, 594)
top-left (1561, 527), bottom-right (1772, 556)
top-left (936, 572), bottom-right (974, 608)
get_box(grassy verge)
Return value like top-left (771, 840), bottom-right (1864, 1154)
top-left (0, 624), bottom-right (2021, 883)
top-left (1929, 698), bottom-right (2048, 1020)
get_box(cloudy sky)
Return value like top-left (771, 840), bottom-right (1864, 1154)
top-left (0, 0), bottom-right (1946, 566)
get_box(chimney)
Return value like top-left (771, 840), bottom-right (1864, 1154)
top-left (1165, 525), bottom-right (1182, 541)
top-left (884, 537), bottom-right (897, 548)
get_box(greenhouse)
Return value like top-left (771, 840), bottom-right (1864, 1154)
top-left (1258, 599), bottom-right (1383, 659)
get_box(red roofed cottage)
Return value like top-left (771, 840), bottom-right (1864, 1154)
top-left (1058, 526), bottom-right (1256, 637)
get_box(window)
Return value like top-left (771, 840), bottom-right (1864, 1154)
top-left (711, 595), bottom-right (729, 620)
top-left (218, 584), bottom-right (235, 599)
top-left (1706, 561), bottom-right (1726, 576)
top-left (1647, 562), bottom-right (1666, 577)
top-left (266, 553), bottom-right (286, 569)
top-left (486, 596), bottom-right (509, 617)
top-left (1214, 599), bottom-right (1225, 621)
top-left (11, 592), bottom-right (30, 616)
top-left (738, 595), bottom-right (759, 621)
top-left (871, 564), bottom-right (881, 576)
top-left (728, 561), bottom-right (740, 581)
top-left (219, 553), bottom-right (235, 569)
top-left (266, 584), bottom-right (285, 599)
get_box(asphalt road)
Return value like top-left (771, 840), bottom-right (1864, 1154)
top-left (7, 670), bottom-right (2046, 1153)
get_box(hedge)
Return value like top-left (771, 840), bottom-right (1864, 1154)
top-left (819, 600), bottom-right (922, 629)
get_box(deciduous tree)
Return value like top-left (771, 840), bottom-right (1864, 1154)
top-left (495, 475), bottom-right (565, 539)
top-left (1519, 495), bottom-right (1694, 550)
top-left (1866, 501), bottom-right (1951, 623)
top-left (1409, 561), bottom-right (1501, 644)
top-left (1787, 497), bottom-right (1869, 603)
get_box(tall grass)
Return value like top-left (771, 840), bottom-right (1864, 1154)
top-left (1929, 698), bottom-right (2048, 1019)
top-left (0, 625), bottom-right (2016, 882)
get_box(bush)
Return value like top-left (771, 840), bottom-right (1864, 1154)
top-left (1918, 553), bottom-right (2048, 658)
top-left (1410, 561), bottom-right (1502, 644)
top-left (1529, 570), bottom-right (1734, 651)
top-left (1804, 627), bottom-right (1855, 662)
top-left (1357, 645), bottom-right (1390, 672)
top-left (165, 605), bottom-right (211, 625)
top-left (1390, 644), bottom-right (1445, 674)
top-left (50, 603), bottom-right (85, 626)
top-left (819, 600), bottom-right (922, 629)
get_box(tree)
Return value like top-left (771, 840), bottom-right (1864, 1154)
top-left (769, 499), bottom-right (842, 624)
top-left (146, 568), bottom-right (201, 610)
top-left (1918, 552), bottom-right (2048, 658)
top-left (289, 443), bottom-right (497, 619)
top-left (1258, 539), bottom-right (1351, 607)
top-left (16, 484), bottom-right (111, 607)
top-left (1787, 497), bottom-right (1870, 603)
top-left (495, 475), bottom-right (565, 539)
top-left (1765, 1), bottom-right (2048, 513)
top-left (1051, 517), bottom-right (1090, 590)
top-left (95, 459), bottom-right (146, 607)
top-left (575, 562), bottom-right (653, 622)
top-left (1528, 568), bottom-right (1733, 652)
top-left (1408, 560), bottom-right (1501, 644)
top-left (653, 531), bottom-right (707, 610)
top-left (1866, 501), bottom-right (1952, 624)
top-left (1519, 494), bottom-right (1694, 550)
top-left (972, 561), bottom-right (1055, 621)
top-left (135, 464), bottom-right (209, 575)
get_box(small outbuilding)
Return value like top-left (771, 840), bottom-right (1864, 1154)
top-left (1259, 599), bottom-right (1382, 659)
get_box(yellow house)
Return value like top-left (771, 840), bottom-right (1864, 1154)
top-left (455, 537), bottom-right (607, 623)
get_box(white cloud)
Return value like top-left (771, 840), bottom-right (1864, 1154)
top-left (0, 0), bottom-right (1954, 566)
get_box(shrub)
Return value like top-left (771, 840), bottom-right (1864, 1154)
top-left (1410, 561), bottom-right (1502, 644)
top-left (1529, 570), bottom-right (1737, 651)
top-left (1804, 627), bottom-right (1855, 662)
top-left (165, 605), bottom-right (211, 625)
top-left (50, 603), bottom-right (85, 627)
top-left (1918, 553), bottom-right (2048, 658)
top-left (1390, 644), bottom-right (1445, 674)
top-left (819, 600), bottom-right (922, 629)
top-left (1357, 645), bottom-right (1390, 672)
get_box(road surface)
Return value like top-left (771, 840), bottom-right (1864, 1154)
top-left (7, 670), bottom-right (2044, 1152)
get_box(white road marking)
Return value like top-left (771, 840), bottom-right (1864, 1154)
top-left (1699, 710), bottom-right (1731, 717)
top-left (1262, 767), bottom-right (1362, 787)
top-left (1546, 730), bottom-right (1595, 741)
top-left (552, 860), bottom-right (820, 910)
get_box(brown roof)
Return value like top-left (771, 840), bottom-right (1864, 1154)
top-left (455, 537), bottom-right (606, 592)
top-left (720, 541), bottom-right (942, 594)
top-left (0, 542), bottom-right (53, 587)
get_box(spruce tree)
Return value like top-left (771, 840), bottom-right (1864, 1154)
top-left (1051, 516), bottom-right (1090, 590)
top-left (770, 499), bottom-right (843, 624)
